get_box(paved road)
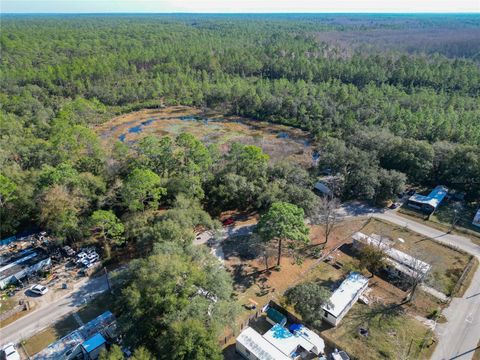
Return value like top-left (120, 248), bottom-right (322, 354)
top-left (1, 274), bottom-right (109, 346)
top-left (339, 202), bottom-right (480, 360)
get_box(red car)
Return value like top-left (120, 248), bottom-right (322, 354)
top-left (222, 217), bottom-right (235, 226)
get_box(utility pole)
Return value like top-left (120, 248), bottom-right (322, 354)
top-left (448, 209), bottom-right (458, 234)
top-left (104, 267), bottom-right (111, 293)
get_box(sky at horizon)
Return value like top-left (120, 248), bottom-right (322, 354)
top-left (2, 0), bottom-right (479, 14)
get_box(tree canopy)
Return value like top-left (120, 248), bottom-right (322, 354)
top-left (257, 202), bottom-right (310, 266)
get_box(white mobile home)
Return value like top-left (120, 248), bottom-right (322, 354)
top-left (352, 232), bottom-right (431, 280)
top-left (236, 327), bottom-right (290, 360)
top-left (0, 248), bottom-right (51, 289)
top-left (322, 272), bottom-right (369, 326)
top-left (263, 324), bottom-right (325, 358)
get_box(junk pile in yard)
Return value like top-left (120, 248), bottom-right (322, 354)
top-left (0, 230), bottom-right (102, 292)
top-left (74, 247), bottom-right (100, 269)
top-left (0, 232), bottom-right (54, 290)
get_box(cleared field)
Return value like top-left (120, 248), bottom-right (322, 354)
top-left (97, 106), bottom-right (316, 166)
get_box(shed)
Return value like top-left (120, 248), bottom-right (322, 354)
top-left (266, 307), bottom-right (287, 326)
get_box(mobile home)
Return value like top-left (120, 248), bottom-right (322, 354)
top-left (322, 272), bottom-right (369, 326)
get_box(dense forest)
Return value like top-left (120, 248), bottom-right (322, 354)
top-left (1, 14), bottom-right (480, 357)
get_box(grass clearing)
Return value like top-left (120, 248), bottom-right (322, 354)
top-left (322, 303), bottom-right (435, 360)
top-left (77, 292), bottom-right (113, 323)
top-left (22, 314), bottom-right (78, 356)
top-left (0, 302), bottom-right (37, 328)
top-left (0, 296), bottom-right (17, 315)
top-left (362, 218), bottom-right (471, 296)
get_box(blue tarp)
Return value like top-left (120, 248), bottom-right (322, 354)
top-left (82, 333), bottom-right (106, 353)
top-left (0, 236), bottom-right (16, 247)
top-left (289, 323), bottom-right (303, 333)
top-left (0, 228), bottom-right (39, 246)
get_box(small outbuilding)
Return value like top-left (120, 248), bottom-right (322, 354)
top-left (407, 185), bottom-right (448, 214)
top-left (82, 333), bottom-right (107, 360)
top-left (322, 272), bottom-right (369, 326)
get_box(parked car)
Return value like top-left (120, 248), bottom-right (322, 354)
top-left (30, 284), bottom-right (49, 296)
top-left (222, 217), bottom-right (235, 226)
top-left (80, 258), bottom-right (95, 268)
top-left (389, 203), bottom-right (400, 209)
top-left (1, 343), bottom-right (20, 360)
top-left (86, 252), bottom-right (99, 262)
top-left (76, 252), bottom-right (87, 261)
top-left (62, 246), bottom-right (76, 257)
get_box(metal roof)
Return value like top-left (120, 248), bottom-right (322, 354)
top-left (408, 185), bottom-right (448, 209)
top-left (0, 248), bottom-right (50, 281)
top-left (322, 272), bottom-right (368, 318)
top-left (263, 324), bottom-right (324, 357)
top-left (236, 327), bottom-right (290, 360)
top-left (352, 232), bottom-right (431, 277)
top-left (32, 311), bottom-right (115, 359)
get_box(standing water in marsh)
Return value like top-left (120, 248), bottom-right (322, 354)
top-left (99, 107), bottom-right (318, 167)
